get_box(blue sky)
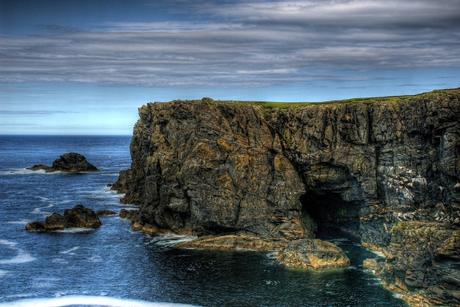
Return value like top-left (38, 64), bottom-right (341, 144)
top-left (1, 0), bottom-right (459, 135)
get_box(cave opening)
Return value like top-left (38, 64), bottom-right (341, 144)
top-left (300, 190), bottom-right (361, 240)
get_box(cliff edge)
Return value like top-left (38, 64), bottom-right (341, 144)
top-left (115, 89), bottom-right (460, 305)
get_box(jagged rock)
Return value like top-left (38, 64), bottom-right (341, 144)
top-left (119, 209), bottom-right (140, 222)
top-left (64, 205), bottom-right (101, 228)
top-left (27, 152), bottom-right (98, 173)
top-left (44, 213), bottom-right (65, 231)
top-left (96, 209), bottom-right (117, 217)
top-left (25, 205), bottom-right (102, 232)
top-left (114, 89), bottom-right (460, 305)
top-left (25, 221), bottom-right (45, 232)
top-left (363, 258), bottom-right (380, 271)
top-left (276, 239), bottom-right (350, 270)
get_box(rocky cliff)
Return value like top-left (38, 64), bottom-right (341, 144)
top-left (115, 89), bottom-right (460, 305)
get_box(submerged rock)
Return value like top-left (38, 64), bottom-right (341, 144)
top-left (27, 152), bottom-right (98, 173)
top-left (276, 239), bottom-right (350, 270)
top-left (25, 204), bottom-right (101, 232)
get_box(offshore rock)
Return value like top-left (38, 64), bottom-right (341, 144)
top-left (115, 89), bottom-right (460, 305)
top-left (26, 205), bottom-right (102, 232)
top-left (28, 152), bottom-right (98, 173)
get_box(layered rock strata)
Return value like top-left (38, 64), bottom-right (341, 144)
top-left (115, 89), bottom-right (460, 305)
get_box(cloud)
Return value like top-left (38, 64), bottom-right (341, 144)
top-left (0, 0), bottom-right (459, 87)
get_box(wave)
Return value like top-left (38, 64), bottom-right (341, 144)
top-left (0, 168), bottom-right (61, 176)
top-left (54, 228), bottom-right (95, 233)
top-left (147, 234), bottom-right (197, 248)
top-left (0, 240), bottom-right (36, 265)
top-left (0, 295), bottom-right (197, 307)
top-left (0, 269), bottom-right (8, 278)
top-left (6, 219), bottom-right (31, 225)
top-left (31, 203), bottom-right (55, 215)
top-left (60, 246), bottom-right (80, 254)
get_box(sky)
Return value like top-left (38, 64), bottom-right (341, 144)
top-left (0, 0), bottom-right (459, 135)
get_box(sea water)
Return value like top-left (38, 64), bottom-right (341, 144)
top-left (0, 136), bottom-right (406, 306)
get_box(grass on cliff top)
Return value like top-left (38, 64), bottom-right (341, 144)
top-left (154, 88), bottom-right (459, 109)
top-left (204, 88), bottom-right (459, 109)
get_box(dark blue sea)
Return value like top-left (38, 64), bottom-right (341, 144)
top-left (0, 136), bottom-right (406, 306)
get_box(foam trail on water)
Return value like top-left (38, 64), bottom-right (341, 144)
top-left (0, 295), bottom-right (198, 307)
top-left (0, 240), bottom-right (36, 264)
top-left (60, 246), bottom-right (80, 254)
top-left (149, 234), bottom-right (197, 248)
top-left (0, 168), bottom-right (61, 176)
top-left (6, 219), bottom-right (31, 225)
top-left (31, 203), bottom-right (54, 215)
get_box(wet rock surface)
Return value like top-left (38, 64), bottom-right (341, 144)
top-left (115, 89), bottom-right (460, 305)
top-left (26, 205), bottom-right (102, 232)
top-left (28, 152), bottom-right (98, 173)
top-left (277, 239), bottom-right (350, 270)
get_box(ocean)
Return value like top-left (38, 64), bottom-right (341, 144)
top-left (0, 135), bottom-right (406, 306)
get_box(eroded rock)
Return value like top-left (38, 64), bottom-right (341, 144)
top-left (28, 153), bottom-right (98, 173)
top-left (276, 239), bottom-right (350, 270)
top-left (26, 205), bottom-right (101, 232)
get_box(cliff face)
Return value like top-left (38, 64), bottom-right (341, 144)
top-left (116, 89), bottom-right (460, 305)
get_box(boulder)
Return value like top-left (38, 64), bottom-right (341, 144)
top-left (63, 205), bottom-right (102, 228)
top-left (276, 239), bottom-right (350, 270)
top-left (27, 152), bottom-right (98, 173)
top-left (44, 213), bottom-right (65, 231)
top-left (25, 221), bottom-right (45, 232)
top-left (25, 205), bottom-right (102, 232)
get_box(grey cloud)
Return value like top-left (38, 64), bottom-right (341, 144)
top-left (0, 0), bottom-right (459, 87)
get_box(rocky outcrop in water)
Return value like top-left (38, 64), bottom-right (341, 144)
top-left (115, 89), bottom-right (460, 305)
top-left (28, 152), bottom-right (98, 173)
top-left (26, 205), bottom-right (102, 232)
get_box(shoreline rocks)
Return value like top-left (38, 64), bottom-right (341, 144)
top-left (26, 205), bottom-right (102, 232)
top-left (28, 152), bottom-right (98, 173)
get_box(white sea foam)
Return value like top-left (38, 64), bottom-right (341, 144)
top-left (0, 269), bottom-right (8, 278)
top-left (0, 239), bottom-right (36, 265)
top-left (6, 219), bottom-right (31, 225)
top-left (31, 203), bottom-right (55, 215)
top-left (0, 295), bottom-right (197, 307)
top-left (148, 234), bottom-right (197, 248)
top-left (54, 228), bottom-right (94, 233)
top-left (60, 246), bottom-right (80, 254)
top-left (265, 252), bottom-right (279, 260)
top-left (368, 250), bottom-right (386, 258)
top-left (0, 168), bottom-right (61, 176)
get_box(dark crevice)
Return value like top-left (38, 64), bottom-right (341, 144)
top-left (300, 190), bottom-right (361, 240)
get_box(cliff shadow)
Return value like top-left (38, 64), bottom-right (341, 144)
top-left (297, 163), bottom-right (363, 240)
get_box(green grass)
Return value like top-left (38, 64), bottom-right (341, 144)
top-left (208, 87), bottom-right (459, 109)
top-left (154, 87), bottom-right (459, 109)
